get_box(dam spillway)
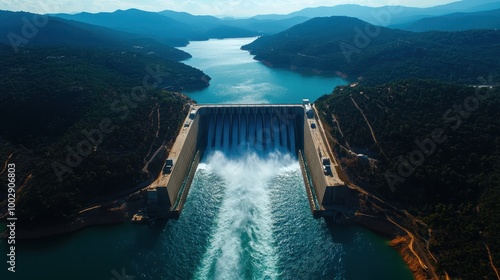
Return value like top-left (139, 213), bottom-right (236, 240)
top-left (201, 105), bottom-right (302, 153)
top-left (146, 102), bottom-right (349, 219)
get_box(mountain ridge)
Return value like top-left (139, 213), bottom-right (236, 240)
top-left (0, 10), bottom-right (191, 61)
top-left (252, 0), bottom-right (500, 25)
top-left (242, 16), bottom-right (500, 85)
top-left (397, 8), bottom-right (500, 32)
top-left (54, 9), bottom-right (260, 46)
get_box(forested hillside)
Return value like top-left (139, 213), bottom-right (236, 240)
top-left (315, 79), bottom-right (500, 279)
top-left (0, 46), bottom-right (210, 225)
top-left (0, 10), bottom-right (191, 61)
top-left (243, 16), bottom-right (500, 85)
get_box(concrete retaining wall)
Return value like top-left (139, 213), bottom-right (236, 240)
top-left (165, 113), bottom-right (201, 207)
top-left (302, 117), bottom-right (327, 207)
top-left (171, 151), bottom-right (201, 218)
top-left (298, 151), bottom-right (320, 215)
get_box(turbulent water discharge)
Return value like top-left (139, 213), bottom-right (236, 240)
top-left (194, 151), bottom-right (285, 279)
top-left (195, 111), bottom-right (297, 279)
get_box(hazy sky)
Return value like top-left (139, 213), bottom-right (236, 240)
top-left (0, 0), bottom-right (458, 17)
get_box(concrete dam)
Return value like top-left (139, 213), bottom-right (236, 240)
top-left (146, 101), bottom-right (349, 220)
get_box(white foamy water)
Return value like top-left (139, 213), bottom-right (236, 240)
top-left (194, 150), bottom-right (297, 279)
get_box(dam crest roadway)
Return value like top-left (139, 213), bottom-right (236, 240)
top-left (143, 100), bottom-right (352, 222)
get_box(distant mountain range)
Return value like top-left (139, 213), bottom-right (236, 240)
top-left (54, 9), bottom-right (259, 46)
top-left (397, 8), bottom-right (500, 32)
top-left (43, 0), bottom-right (500, 48)
top-left (242, 16), bottom-right (500, 85)
top-left (53, 9), bottom-right (316, 45)
top-left (0, 10), bottom-right (190, 61)
top-left (252, 0), bottom-right (500, 26)
top-left (156, 10), bottom-right (310, 38)
top-left (17, 1), bottom-right (496, 84)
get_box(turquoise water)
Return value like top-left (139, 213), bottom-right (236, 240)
top-left (180, 38), bottom-right (346, 104)
top-left (0, 37), bottom-right (413, 280)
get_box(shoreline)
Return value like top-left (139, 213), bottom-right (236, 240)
top-left (256, 58), bottom-right (356, 83)
top-left (351, 192), bottom-right (439, 280)
top-left (1, 204), bottom-right (128, 240)
top-left (355, 214), bottom-right (434, 280)
top-left (1, 197), bottom-right (432, 280)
